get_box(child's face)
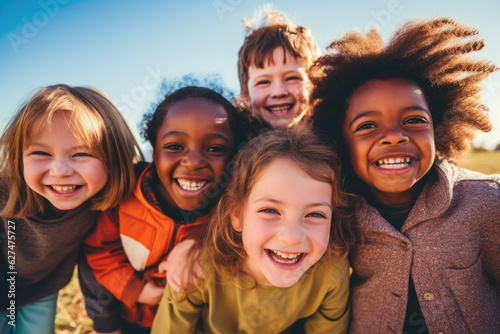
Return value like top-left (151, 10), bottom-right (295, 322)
top-left (233, 158), bottom-right (332, 288)
top-left (23, 112), bottom-right (108, 211)
top-left (153, 98), bottom-right (234, 212)
top-left (342, 78), bottom-right (435, 204)
top-left (243, 47), bottom-right (308, 128)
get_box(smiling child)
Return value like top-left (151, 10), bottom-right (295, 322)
top-left (310, 18), bottom-right (500, 333)
top-left (83, 86), bottom-right (247, 333)
top-left (152, 127), bottom-right (356, 333)
top-left (237, 8), bottom-right (320, 129)
top-left (0, 84), bottom-right (142, 333)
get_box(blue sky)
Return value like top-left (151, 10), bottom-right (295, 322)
top-left (1, 0), bottom-right (500, 153)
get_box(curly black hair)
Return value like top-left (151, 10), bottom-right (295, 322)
top-left (310, 18), bottom-right (498, 165)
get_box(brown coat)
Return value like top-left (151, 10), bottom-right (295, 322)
top-left (349, 159), bottom-right (500, 334)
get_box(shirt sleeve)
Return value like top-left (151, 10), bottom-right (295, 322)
top-left (151, 283), bottom-right (204, 334)
top-left (83, 209), bottom-right (146, 308)
top-left (78, 251), bottom-right (122, 332)
top-left (481, 177), bottom-right (500, 290)
top-left (304, 255), bottom-right (351, 334)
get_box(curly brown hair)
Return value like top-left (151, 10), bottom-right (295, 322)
top-left (181, 126), bottom-right (357, 293)
top-left (310, 18), bottom-right (498, 166)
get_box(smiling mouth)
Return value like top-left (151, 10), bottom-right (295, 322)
top-left (267, 249), bottom-right (304, 264)
top-left (50, 185), bottom-right (81, 193)
top-left (375, 157), bottom-right (414, 169)
top-left (176, 178), bottom-right (207, 191)
top-left (266, 104), bottom-right (293, 114)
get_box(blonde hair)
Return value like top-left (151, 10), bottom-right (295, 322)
top-left (238, 6), bottom-right (321, 98)
top-left (0, 84), bottom-right (144, 217)
top-left (183, 126), bottom-right (356, 292)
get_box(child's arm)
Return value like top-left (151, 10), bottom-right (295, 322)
top-left (158, 239), bottom-right (205, 293)
top-left (136, 281), bottom-right (164, 304)
top-left (151, 282), bottom-right (203, 334)
top-left (83, 210), bottom-right (149, 308)
top-left (304, 256), bottom-right (351, 334)
top-left (78, 251), bottom-right (123, 333)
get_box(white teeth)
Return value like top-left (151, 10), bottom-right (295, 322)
top-left (376, 157), bottom-right (413, 169)
top-left (51, 185), bottom-right (78, 193)
top-left (268, 105), bottom-right (292, 113)
top-left (269, 250), bottom-right (302, 264)
top-left (177, 179), bottom-right (206, 191)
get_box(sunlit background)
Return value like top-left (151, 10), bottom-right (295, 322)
top-left (2, 0), bottom-right (500, 155)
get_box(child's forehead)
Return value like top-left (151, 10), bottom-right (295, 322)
top-left (251, 46), bottom-right (306, 70)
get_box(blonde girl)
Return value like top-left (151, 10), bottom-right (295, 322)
top-left (0, 84), bottom-right (142, 333)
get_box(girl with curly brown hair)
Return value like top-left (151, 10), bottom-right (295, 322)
top-left (310, 18), bottom-right (500, 333)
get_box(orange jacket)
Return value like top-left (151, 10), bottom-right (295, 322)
top-left (84, 163), bottom-right (206, 327)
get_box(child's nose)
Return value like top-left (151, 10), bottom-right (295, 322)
top-left (277, 219), bottom-right (305, 244)
top-left (181, 150), bottom-right (205, 170)
top-left (49, 159), bottom-right (73, 177)
top-left (270, 81), bottom-right (289, 98)
top-left (378, 127), bottom-right (409, 146)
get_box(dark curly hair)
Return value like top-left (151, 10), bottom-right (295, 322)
top-left (310, 18), bottom-right (497, 166)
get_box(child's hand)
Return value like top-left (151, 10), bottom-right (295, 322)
top-left (158, 239), bottom-right (204, 293)
top-left (136, 282), bottom-right (164, 305)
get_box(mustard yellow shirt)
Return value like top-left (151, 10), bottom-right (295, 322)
top-left (152, 254), bottom-right (350, 334)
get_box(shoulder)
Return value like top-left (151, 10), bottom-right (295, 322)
top-left (307, 254), bottom-right (350, 288)
top-left (437, 159), bottom-right (499, 195)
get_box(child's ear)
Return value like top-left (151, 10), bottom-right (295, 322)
top-left (240, 94), bottom-right (251, 109)
top-left (231, 213), bottom-right (242, 232)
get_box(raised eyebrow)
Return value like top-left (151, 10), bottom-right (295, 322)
top-left (403, 106), bottom-right (431, 114)
top-left (305, 202), bottom-right (332, 209)
top-left (253, 198), bottom-right (332, 209)
top-left (206, 133), bottom-right (232, 144)
top-left (29, 142), bottom-right (86, 151)
top-left (284, 70), bottom-right (305, 76)
top-left (161, 130), bottom-right (186, 140)
top-left (253, 198), bottom-right (283, 205)
top-left (348, 110), bottom-right (379, 128)
top-left (161, 131), bottom-right (232, 144)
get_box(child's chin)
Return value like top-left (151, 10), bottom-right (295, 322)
top-left (267, 118), bottom-right (293, 129)
top-left (269, 277), bottom-right (301, 288)
top-left (266, 271), bottom-right (305, 288)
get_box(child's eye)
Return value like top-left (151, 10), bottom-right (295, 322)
top-left (259, 208), bottom-right (279, 215)
top-left (29, 151), bottom-right (51, 156)
top-left (306, 212), bottom-right (327, 219)
top-left (207, 146), bottom-right (227, 154)
top-left (404, 117), bottom-right (429, 124)
top-left (73, 152), bottom-right (92, 158)
top-left (286, 76), bottom-right (302, 81)
top-left (355, 122), bottom-right (377, 132)
top-left (164, 144), bottom-right (183, 151)
top-left (256, 80), bottom-right (270, 86)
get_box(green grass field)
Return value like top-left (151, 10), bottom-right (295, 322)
top-left (463, 151), bottom-right (500, 175)
top-left (55, 151), bottom-right (500, 334)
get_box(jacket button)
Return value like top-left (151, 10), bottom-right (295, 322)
top-left (424, 292), bottom-right (434, 300)
top-left (400, 241), bottom-right (410, 251)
